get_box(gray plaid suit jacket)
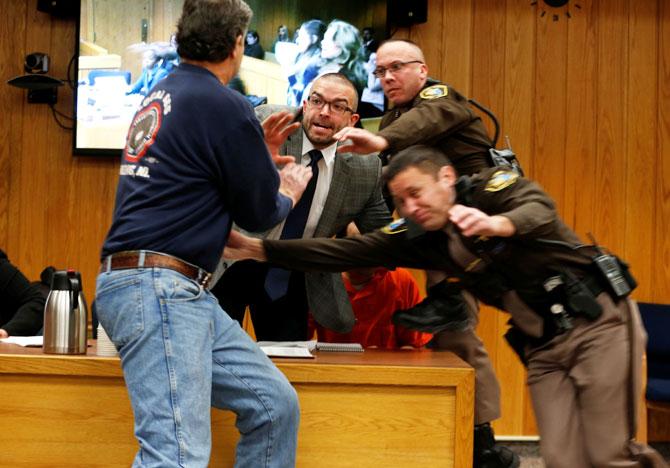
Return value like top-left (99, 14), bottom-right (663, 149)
top-left (222, 103), bottom-right (391, 333)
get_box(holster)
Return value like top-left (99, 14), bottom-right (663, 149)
top-left (503, 325), bottom-right (529, 367)
top-left (561, 271), bottom-right (604, 321)
top-left (503, 272), bottom-right (607, 367)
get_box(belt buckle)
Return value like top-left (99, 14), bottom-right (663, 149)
top-left (196, 270), bottom-right (211, 287)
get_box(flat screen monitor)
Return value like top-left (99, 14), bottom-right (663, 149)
top-left (73, 0), bottom-right (388, 156)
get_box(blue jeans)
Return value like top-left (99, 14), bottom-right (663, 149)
top-left (95, 267), bottom-right (300, 467)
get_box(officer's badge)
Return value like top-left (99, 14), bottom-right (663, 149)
top-left (381, 218), bottom-right (408, 234)
top-left (419, 85), bottom-right (448, 100)
top-left (485, 170), bottom-right (519, 192)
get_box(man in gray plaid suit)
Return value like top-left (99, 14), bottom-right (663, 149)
top-left (211, 73), bottom-right (391, 339)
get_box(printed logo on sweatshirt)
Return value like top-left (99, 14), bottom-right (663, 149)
top-left (120, 91), bottom-right (172, 178)
top-left (124, 101), bottom-right (163, 165)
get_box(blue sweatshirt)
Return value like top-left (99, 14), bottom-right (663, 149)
top-left (102, 63), bottom-right (291, 272)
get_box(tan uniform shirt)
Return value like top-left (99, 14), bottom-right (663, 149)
top-left (378, 80), bottom-right (493, 176)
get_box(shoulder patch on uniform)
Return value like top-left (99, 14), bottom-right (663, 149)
top-left (419, 85), bottom-right (448, 100)
top-left (381, 218), bottom-right (408, 234)
top-left (485, 170), bottom-right (519, 192)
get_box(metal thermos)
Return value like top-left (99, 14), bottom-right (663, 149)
top-left (43, 270), bottom-right (88, 355)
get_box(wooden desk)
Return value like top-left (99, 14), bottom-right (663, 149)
top-left (0, 342), bottom-right (474, 467)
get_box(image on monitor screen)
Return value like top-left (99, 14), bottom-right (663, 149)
top-left (74, 0), bottom-right (388, 156)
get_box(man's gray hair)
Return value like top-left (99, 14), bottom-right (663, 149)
top-left (176, 0), bottom-right (252, 62)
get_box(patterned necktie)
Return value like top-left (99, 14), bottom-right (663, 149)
top-left (264, 149), bottom-right (323, 300)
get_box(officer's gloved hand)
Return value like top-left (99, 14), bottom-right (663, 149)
top-left (392, 280), bottom-right (470, 333)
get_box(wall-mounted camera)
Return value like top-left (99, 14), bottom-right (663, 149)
top-left (24, 52), bottom-right (50, 74)
top-left (7, 52), bottom-right (63, 104)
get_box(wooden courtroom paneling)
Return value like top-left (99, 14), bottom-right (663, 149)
top-left (2, 0), bottom-right (670, 438)
top-left (2, 1), bottom-right (120, 303)
top-left (534, 2), bottom-right (568, 213)
top-left (659, 0), bottom-right (670, 301)
top-left (467, 0), bottom-right (506, 426)
top-left (563, 0), bottom-right (598, 241)
top-left (595, 0), bottom-right (628, 255)
top-left (625, 0), bottom-right (659, 300)
top-left (501, 1), bottom-right (537, 437)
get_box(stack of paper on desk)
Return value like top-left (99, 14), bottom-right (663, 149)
top-left (258, 340), bottom-right (315, 358)
top-left (0, 336), bottom-right (43, 347)
top-left (257, 340), bottom-right (364, 357)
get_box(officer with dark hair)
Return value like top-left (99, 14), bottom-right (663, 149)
top-left (224, 144), bottom-right (668, 468)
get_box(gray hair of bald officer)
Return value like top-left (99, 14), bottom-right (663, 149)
top-left (176, 0), bottom-right (252, 62)
top-left (384, 145), bottom-right (452, 183)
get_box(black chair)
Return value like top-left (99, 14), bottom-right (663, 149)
top-left (639, 302), bottom-right (670, 403)
top-left (638, 302), bottom-right (670, 441)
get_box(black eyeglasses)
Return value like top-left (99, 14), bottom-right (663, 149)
top-left (306, 93), bottom-right (354, 115)
top-left (372, 60), bottom-right (423, 78)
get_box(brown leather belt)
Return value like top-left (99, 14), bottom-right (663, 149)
top-left (100, 251), bottom-right (211, 287)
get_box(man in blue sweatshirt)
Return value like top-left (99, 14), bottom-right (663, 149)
top-left (95, 1), bottom-right (311, 466)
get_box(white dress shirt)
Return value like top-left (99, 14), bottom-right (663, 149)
top-left (265, 130), bottom-right (337, 240)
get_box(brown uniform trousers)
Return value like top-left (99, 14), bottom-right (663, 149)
top-left (527, 296), bottom-right (668, 468)
top-left (379, 80), bottom-right (501, 425)
top-left (430, 290), bottom-right (501, 424)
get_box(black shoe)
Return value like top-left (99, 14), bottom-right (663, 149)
top-left (392, 280), bottom-right (470, 333)
top-left (474, 423), bottom-right (520, 468)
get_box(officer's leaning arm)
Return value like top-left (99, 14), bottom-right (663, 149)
top-left (333, 127), bottom-right (389, 155)
top-left (448, 205), bottom-right (516, 238)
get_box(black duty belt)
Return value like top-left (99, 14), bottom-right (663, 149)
top-left (100, 251), bottom-right (211, 288)
top-left (580, 274), bottom-right (606, 299)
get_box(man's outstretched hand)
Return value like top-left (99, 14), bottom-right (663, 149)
top-left (262, 111), bottom-right (301, 165)
top-left (278, 162), bottom-right (313, 209)
top-left (448, 204), bottom-right (515, 237)
top-left (333, 127), bottom-right (389, 155)
top-left (224, 230), bottom-right (267, 262)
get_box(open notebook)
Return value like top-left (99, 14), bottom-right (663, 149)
top-left (258, 340), bottom-right (364, 358)
top-left (315, 342), bottom-right (363, 352)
